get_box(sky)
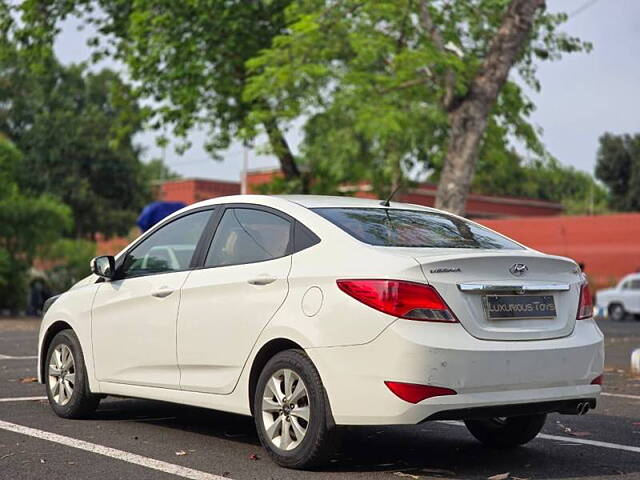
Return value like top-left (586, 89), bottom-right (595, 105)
top-left (53, 0), bottom-right (640, 183)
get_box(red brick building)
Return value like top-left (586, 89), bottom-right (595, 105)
top-left (162, 171), bottom-right (564, 219)
top-left (158, 178), bottom-right (240, 204)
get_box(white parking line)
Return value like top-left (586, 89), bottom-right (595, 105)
top-left (537, 433), bottom-right (640, 454)
top-left (0, 354), bottom-right (37, 360)
top-left (1, 399), bottom-right (637, 479)
top-left (601, 392), bottom-right (640, 400)
top-left (437, 420), bottom-right (640, 454)
top-left (0, 420), bottom-right (229, 480)
top-left (0, 396), bottom-right (46, 403)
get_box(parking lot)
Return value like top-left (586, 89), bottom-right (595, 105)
top-left (1, 317), bottom-right (639, 480)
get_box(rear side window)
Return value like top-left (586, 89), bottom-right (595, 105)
top-left (312, 207), bottom-right (523, 250)
top-left (205, 208), bottom-right (291, 267)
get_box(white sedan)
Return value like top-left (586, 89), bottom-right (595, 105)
top-left (38, 195), bottom-right (604, 469)
top-left (596, 273), bottom-right (640, 321)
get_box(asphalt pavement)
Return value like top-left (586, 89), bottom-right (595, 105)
top-left (0, 316), bottom-right (639, 480)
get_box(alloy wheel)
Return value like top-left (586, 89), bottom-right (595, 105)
top-left (48, 344), bottom-right (76, 406)
top-left (261, 368), bottom-right (310, 451)
top-left (611, 305), bottom-right (625, 322)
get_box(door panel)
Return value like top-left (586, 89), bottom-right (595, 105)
top-left (177, 257), bottom-right (291, 393)
top-left (177, 207), bottom-right (293, 394)
top-left (92, 271), bottom-right (190, 388)
top-left (91, 209), bottom-right (213, 389)
top-left (623, 280), bottom-right (640, 312)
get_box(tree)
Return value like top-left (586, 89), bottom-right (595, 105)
top-left (0, 139), bottom-right (72, 309)
top-left (595, 133), bottom-right (640, 211)
top-left (1, 0), bottom-right (304, 184)
top-left (42, 238), bottom-right (97, 293)
top-left (0, 39), bottom-right (156, 238)
top-left (244, 0), bottom-right (590, 212)
top-left (142, 159), bottom-right (181, 183)
top-left (5, 1), bottom-right (590, 211)
top-left (464, 125), bottom-right (609, 214)
top-left (433, 0), bottom-right (545, 214)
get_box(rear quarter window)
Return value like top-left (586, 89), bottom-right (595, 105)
top-left (312, 207), bottom-right (523, 250)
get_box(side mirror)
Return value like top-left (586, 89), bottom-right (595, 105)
top-left (90, 256), bottom-right (116, 279)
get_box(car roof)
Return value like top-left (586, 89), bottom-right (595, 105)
top-left (276, 194), bottom-right (439, 212)
top-left (621, 273), bottom-right (640, 281)
top-left (184, 194), bottom-right (442, 213)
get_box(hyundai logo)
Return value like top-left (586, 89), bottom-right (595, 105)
top-left (509, 263), bottom-right (528, 276)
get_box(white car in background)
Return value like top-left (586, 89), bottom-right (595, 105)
top-left (596, 273), bottom-right (640, 321)
top-left (38, 195), bottom-right (604, 469)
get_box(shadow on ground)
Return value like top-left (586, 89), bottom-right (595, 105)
top-left (88, 397), bottom-right (636, 479)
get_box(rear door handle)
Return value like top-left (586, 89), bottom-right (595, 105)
top-left (248, 276), bottom-right (277, 286)
top-left (151, 287), bottom-right (174, 298)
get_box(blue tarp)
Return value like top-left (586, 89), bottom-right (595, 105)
top-left (137, 201), bottom-right (187, 232)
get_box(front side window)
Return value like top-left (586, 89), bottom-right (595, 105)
top-left (205, 208), bottom-right (291, 267)
top-left (121, 210), bottom-right (212, 277)
top-left (312, 207), bottom-right (523, 250)
top-left (629, 280), bottom-right (640, 290)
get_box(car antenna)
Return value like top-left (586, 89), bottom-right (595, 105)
top-left (380, 184), bottom-right (401, 207)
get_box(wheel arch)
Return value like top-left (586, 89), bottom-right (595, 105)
top-left (247, 337), bottom-right (336, 428)
top-left (248, 338), bottom-right (302, 416)
top-left (39, 320), bottom-right (74, 382)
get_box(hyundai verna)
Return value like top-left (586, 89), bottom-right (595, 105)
top-left (38, 195), bottom-right (604, 468)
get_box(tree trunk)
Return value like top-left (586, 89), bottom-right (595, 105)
top-left (434, 0), bottom-right (545, 215)
top-left (263, 118), bottom-right (302, 182)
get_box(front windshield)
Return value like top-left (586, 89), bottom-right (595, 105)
top-left (312, 207), bottom-right (524, 250)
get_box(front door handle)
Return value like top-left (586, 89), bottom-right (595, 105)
top-left (248, 276), bottom-right (277, 286)
top-left (151, 286), bottom-right (174, 298)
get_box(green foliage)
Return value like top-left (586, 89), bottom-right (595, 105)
top-left (3, 0), bottom-right (597, 206)
top-left (468, 122), bottom-right (608, 214)
top-left (475, 155), bottom-right (608, 215)
top-left (0, 191), bottom-right (72, 258)
top-left (242, 0), bottom-right (591, 195)
top-left (0, 37), bottom-right (158, 237)
top-left (42, 238), bottom-right (96, 293)
top-left (595, 133), bottom-right (640, 212)
top-left (0, 139), bottom-right (72, 309)
top-left (142, 158), bottom-right (181, 183)
top-left (1, 0), bottom-right (293, 157)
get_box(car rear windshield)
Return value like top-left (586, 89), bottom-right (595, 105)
top-left (312, 207), bottom-right (524, 250)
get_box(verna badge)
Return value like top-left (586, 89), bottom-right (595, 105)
top-left (509, 263), bottom-right (528, 277)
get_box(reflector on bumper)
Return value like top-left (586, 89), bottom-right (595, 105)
top-left (384, 381), bottom-right (457, 404)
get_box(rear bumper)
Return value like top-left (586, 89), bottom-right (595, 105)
top-left (307, 318), bottom-right (604, 425)
top-left (426, 397), bottom-right (596, 421)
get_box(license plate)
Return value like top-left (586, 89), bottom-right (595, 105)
top-left (483, 294), bottom-right (556, 320)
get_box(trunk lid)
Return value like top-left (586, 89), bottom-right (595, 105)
top-left (406, 249), bottom-right (583, 341)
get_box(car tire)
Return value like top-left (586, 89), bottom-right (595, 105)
top-left (464, 414), bottom-right (546, 448)
top-left (45, 330), bottom-right (101, 419)
top-left (253, 349), bottom-right (335, 469)
top-left (609, 303), bottom-right (627, 322)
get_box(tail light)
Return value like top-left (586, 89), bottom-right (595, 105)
top-left (576, 282), bottom-right (594, 320)
top-left (336, 279), bottom-right (458, 322)
top-left (591, 374), bottom-right (603, 385)
top-left (385, 381), bottom-right (457, 403)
